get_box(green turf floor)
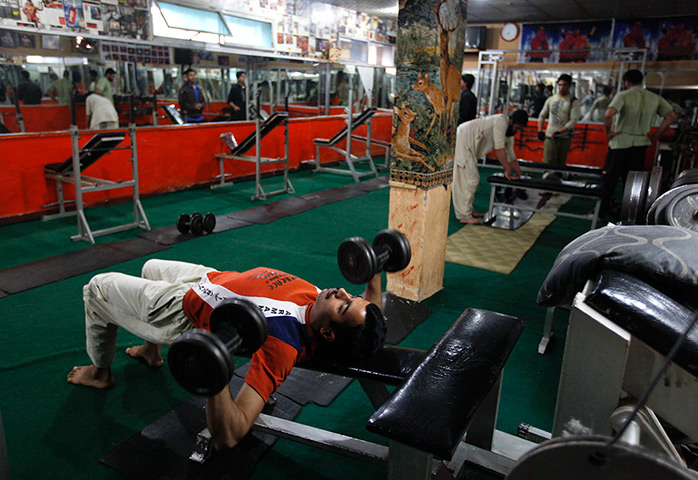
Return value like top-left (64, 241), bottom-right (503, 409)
top-left (0, 166), bottom-right (592, 479)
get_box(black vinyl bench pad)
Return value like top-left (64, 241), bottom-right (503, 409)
top-left (585, 269), bottom-right (698, 378)
top-left (366, 308), bottom-right (524, 460)
top-left (487, 173), bottom-right (603, 197)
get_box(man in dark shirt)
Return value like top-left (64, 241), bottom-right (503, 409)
top-left (15, 70), bottom-right (42, 105)
top-left (227, 71), bottom-right (246, 121)
top-left (458, 74), bottom-right (477, 125)
top-left (177, 68), bottom-right (205, 123)
top-left (530, 83), bottom-right (547, 118)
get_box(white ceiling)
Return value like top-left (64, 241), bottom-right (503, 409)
top-left (318, 0), bottom-right (698, 23)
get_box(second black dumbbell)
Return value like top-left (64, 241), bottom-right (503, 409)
top-left (337, 228), bottom-right (412, 284)
top-left (168, 298), bottom-right (268, 396)
top-left (177, 212), bottom-right (216, 235)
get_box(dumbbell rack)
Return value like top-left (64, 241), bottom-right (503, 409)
top-left (42, 124), bottom-right (151, 243)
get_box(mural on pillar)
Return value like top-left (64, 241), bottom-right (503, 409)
top-left (390, 0), bottom-right (467, 189)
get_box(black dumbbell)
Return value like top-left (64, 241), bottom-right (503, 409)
top-left (177, 212), bottom-right (216, 235)
top-left (337, 229), bottom-right (412, 284)
top-left (168, 298), bottom-right (268, 396)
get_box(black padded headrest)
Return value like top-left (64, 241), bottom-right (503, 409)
top-left (585, 269), bottom-right (698, 378)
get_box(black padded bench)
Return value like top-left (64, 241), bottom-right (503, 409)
top-left (193, 308), bottom-right (524, 479)
top-left (487, 173), bottom-right (604, 230)
top-left (481, 158), bottom-right (604, 181)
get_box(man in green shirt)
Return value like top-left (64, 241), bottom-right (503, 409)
top-left (537, 74), bottom-right (580, 167)
top-left (46, 71), bottom-right (73, 105)
top-left (600, 69), bottom-right (676, 218)
top-left (95, 68), bottom-right (116, 104)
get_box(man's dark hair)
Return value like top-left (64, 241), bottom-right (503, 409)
top-left (323, 303), bottom-right (386, 362)
top-left (510, 109), bottom-right (529, 126)
top-left (603, 86), bottom-right (613, 96)
top-left (89, 69), bottom-right (98, 77)
top-left (558, 74), bottom-right (572, 85)
top-left (623, 69), bottom-right (643, 85)
top-left (462, 73), bottom-right (475, 90)
top-left (62, 70), bottom-right (70, 78)
top-left (536, 82), bottom-right (545, 91)
top-left (20, 70), bottom-right (30, 80)
top-left (105, 68), bottom-right (116, 75)
top-left (236, 71), bottom-right (245, 79)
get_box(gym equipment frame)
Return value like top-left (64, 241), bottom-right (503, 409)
top-left (42, 125), bottom-right (151, 243)
top-left (313, 79), bottom-right (379, 182)
top-left (212, 95), bottom-right (293, 201)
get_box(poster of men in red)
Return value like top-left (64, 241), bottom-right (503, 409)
top-left (520, 21), bottom-right (611, 63)
top-left (613, 16), bottom-right (697, 61)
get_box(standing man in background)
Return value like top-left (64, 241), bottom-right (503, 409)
top-left (582, 86), bottom-right (613, 123)
top-left (458, 74), bottom-right (477, 125)
top-left (87, 70), bottom-right (99, 93)
top-left (537, 74), bottom-right (580, 168)
top-left (178, 68), bottom-right (206, 123)
top-left (530, 83), bottom-right (547, 118)
top-left (227, 71), bottom-right (246, 121)
top-left (15, 70), bottom-right (42, 105)
top-left (95, 68), bottom-right (116, 104)
top-left (46, 70), bottom-right (73, 105)
top-left (600, 69), bottom-right (676, 218)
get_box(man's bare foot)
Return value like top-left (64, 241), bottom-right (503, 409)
top-left (67, 365), bottom-right (114, 389)
top-left (472, 210), bottom-right (484, 218)
top-left (126, 342), bottom-right (164, 367)
top-left (459, 217), bottom-right (483, 225)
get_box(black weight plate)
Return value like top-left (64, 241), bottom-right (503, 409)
top-left (373, 229), bottom-right (412, 273)
top-left (168, 329), bottom-right (233, 396)
top-left (649, 185), bottom-right (695, 225)
top-left (670, 170), bottom-right (698, 189)
top-left (210, 298), bottom-right (268, 356)
top-left (666, 185), bottom-right (698, 232)
top-left (176, 213), bottom-right (190, 234)
top-left (202, 213), bottom-right (216, 233)
top-left (190, 212), bottom-right (204, 235)
top-left (644, 166), bottom-right (663, 223)
top-left (621, 171), bottom-right (647, 225)
top-left (337, 237), bottom-right (377, 284)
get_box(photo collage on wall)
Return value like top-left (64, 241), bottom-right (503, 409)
top-left (0, 0), bottom-right (149, 41)
top-left (102, 39), bottom-right (169, 63)
top-left (520, 15), bottom-right (698, 63)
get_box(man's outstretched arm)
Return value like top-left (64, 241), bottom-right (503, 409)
top-left (206, 382), bottom-right (265, 450)
top-left (363, 272), bottom-right (382, 309)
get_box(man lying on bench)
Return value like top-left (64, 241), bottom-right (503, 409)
top-left (67, 259), bottom-right (387, 450)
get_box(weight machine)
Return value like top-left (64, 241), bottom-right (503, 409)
top-left (42, 95), bottom-right (150, 243)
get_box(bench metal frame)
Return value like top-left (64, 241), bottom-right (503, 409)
top-left (487, 178), bottom-right (602, 230)
top-left (42, 125), bottom-right (150, 244)
top-left (212, 112), bottom-right (294, 201)
top-left (313, 86), bottom-right (379, 183)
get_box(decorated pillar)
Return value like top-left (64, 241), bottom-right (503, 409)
top-left (387, 0), bottom-right (467, 301)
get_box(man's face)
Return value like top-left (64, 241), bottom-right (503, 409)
top-left (238, 73), bottom-right (246, 85)
top-left (106, 72), bottom-right (115, 82)
top-left (506, 121), bottom-right (525, 137)
top-left (460, 78), bottom-right (466, 91)
top-left (314, 288), bottom-right (369, 330)
top-left (557, 80), bottom-right (571, 96)
top-left (187, 72), bottom-right (197, 84)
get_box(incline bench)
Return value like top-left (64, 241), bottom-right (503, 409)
top-left (487, 173), bottom-right (604, 230)
top-left (313, 107), bottom-right (380, 182)
top-left (192, 309), bottom-right (526, 478)
top-left (212, 111), bottom-right (293, 201)
top-left (42, 129), bottom-right (151, 243)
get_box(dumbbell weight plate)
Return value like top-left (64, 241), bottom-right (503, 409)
top-left (648, 184), bottom-right (695, 225)
top-left (168, 329), bottom-right (234, 396)
top-left (202, 213), bottom-right (216, 233)
top-left (176, 213), bottom-right (191, 234)
top-left (666, 185), bottom-right (698, 232)
top-left (190, 213), bottom-right (204, 235)
top-left (373, 229), bottom-right (412, 273)
top-left (670, 169), bottom-right (698, 190)
top-left (338, 237), bottom-right (378, 284)
top-left (210, 298), bottom-right (268, 357)
top-left (620, 171), bottom-right (648, 225)
top-left (644, 166), bottom-right (663, 223)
